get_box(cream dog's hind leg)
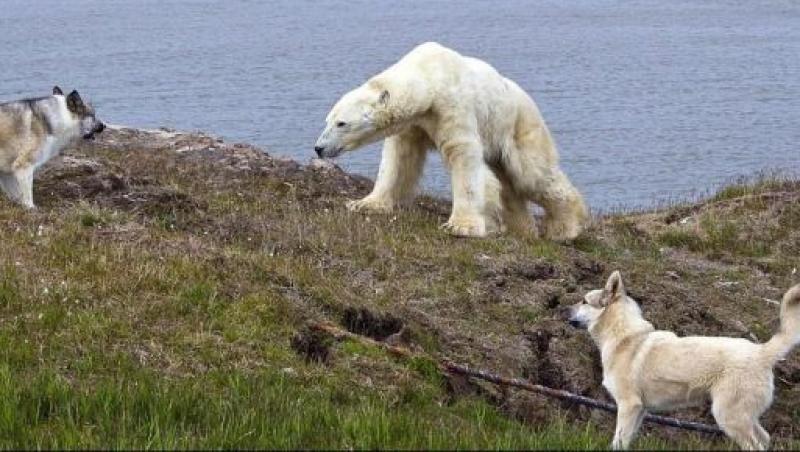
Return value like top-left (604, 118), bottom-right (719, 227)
top-left (711, 395), bottom-right (768, 451)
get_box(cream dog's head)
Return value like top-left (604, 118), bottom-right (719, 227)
top-left (566, 271), bottom-right (642, 334)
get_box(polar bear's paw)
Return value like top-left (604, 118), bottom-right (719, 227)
top-left (346, 196), bottom-right (394, 214)
top-left (542, 218), bottom-right (584, 242)
top-left (441, 216), bottom-right (488, 238)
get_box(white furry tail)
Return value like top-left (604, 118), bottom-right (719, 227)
top-left (763, 284), bottom-right (800, 363)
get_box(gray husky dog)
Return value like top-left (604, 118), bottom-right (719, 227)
top-left (0, 86), bottom-right (105, 208)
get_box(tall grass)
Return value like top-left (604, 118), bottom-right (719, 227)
top-left (0, 363), bottom-right (628, 450)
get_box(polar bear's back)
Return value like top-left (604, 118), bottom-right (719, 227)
top-left (396, 43), bottom-right (538, 115)
top-left (393, 43), bottom-right (547, 148)
top-left (397, 42), bottom-right (515, 100)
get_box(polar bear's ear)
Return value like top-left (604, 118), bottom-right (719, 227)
top-left (378, 90), bottom-right (390, 105)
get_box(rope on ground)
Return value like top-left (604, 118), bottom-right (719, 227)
top-left (309, 322), bottom-right (723, 436)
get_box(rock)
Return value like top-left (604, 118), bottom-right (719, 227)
top-left (309, 158), bottom-right (339, 171)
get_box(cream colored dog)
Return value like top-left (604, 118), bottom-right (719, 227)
top-left (566, 271), bottom-right (800, 450)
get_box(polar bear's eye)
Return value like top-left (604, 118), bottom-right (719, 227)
top-left (336, 121), bottom-right (347, 128)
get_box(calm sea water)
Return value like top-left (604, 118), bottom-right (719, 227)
top-left (1, 0), bottom-right (798, 210)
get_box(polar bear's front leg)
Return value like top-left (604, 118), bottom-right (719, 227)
top-left (441, 142), bottom-right (492, 237)
top-left (347, 130), bottom-right (428, 213)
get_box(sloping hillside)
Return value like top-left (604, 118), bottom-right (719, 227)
top-left (0, 127), bottom-right (797, 449)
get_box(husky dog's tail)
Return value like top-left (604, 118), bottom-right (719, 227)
top-left (763, 284), bottom-right (800, 363)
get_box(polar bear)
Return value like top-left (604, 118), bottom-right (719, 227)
top-left (314, 42), bottom-right (588, 240)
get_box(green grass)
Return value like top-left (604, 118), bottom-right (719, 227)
top-left (0, 134), bottom-right (796, 449)
top-left (0, 348), bottom-right (727, 450)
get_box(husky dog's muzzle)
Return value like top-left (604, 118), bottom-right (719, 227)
top-left (83, 121), bottom-right (106, 140)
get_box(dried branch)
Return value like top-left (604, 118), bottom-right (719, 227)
top-left (442, 360), bottom-right (723, 436)
top-left (310, 322), bottom-right (723, 436)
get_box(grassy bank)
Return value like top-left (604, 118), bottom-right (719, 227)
top-left (0, 127), bottom-right (797, 449)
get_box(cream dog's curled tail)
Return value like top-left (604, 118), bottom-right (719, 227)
top-left (763, 284), bottom-right (800, 362)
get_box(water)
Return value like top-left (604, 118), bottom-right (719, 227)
top-left (1, 0), bottom-right (798, 210)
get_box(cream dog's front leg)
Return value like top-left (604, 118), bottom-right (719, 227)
top-left (611, 400), bottom-right (645, 450)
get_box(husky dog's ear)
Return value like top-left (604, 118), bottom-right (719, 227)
top-left (602, 271), bottom-right (626, 305)
top-left (53, 86), bottom-right (64, 96)
top-left (66, 90), bottom-right (85, 113)
top-left (378, 89), bottom-right (390, 105)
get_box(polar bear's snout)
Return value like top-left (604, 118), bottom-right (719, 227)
top-left (314, 123), bottom-right (351, 159)
top-left (314, 129), bottom-right (330, 158)
top-left (313, 133), bottom-right (343, 159)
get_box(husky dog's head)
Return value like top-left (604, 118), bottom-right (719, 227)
top-left (314, 83), bottom-right (393, 159)
top-left (53, 86), bottom-right (105, 140)
top-left (565, 271), bottom-right (640, 332)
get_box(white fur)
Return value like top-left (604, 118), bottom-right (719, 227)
top-left (568, 272), bottom-right (800, 450)
top-left (315, 42), bottom-right (588, 239)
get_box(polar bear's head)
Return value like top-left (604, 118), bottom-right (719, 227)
top-left (314, 84), bottom-right (392, 159)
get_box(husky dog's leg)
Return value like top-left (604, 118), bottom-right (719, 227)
top-left (611, 400), bottom-right (644, 450)
top-left (12, 167), bottom-right (35, 209)
top-left (0, 172), bottom-right (23, 206)
top-left (753, 423), bottom-right (770, 450)
top-left (0, 173), bottom-right (14, 202)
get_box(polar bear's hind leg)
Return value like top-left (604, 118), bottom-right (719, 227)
top-left (501, 183), bottom-right (536, 237)
top-left (535, 169), bottom-right (588, 241)
top-left (503, 130), bottom-right (588, 241)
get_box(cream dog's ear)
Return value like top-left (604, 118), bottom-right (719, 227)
top-left (601, 271), bottom-right (626, 305)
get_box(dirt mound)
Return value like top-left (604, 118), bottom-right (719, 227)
top-left (36, 154), bottom-right (204, 223)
